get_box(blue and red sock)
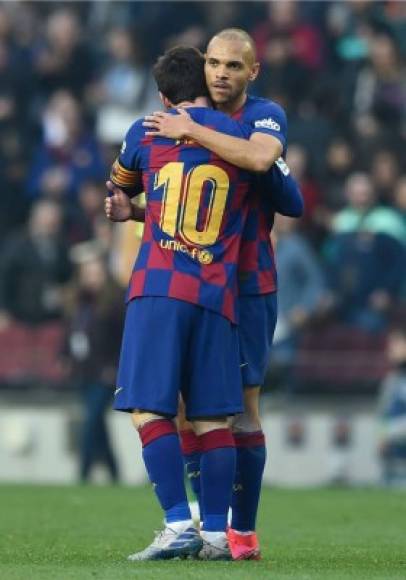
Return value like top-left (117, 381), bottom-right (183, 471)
top-left (199, 428), bottom-right (236, 532)
top-left (180, 429), bottom-right (203, 518)
top-left (231, 431), bottom-right (266, 532)
top-left (139, 419), bottom-right (191, 524)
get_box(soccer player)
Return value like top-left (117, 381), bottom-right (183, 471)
top-left (109, 46), bottom-right (259, 561)
top-left (143, 28), bottom-right (300, 560)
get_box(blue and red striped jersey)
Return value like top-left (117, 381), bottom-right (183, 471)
top-left (112, 107), bottom-right (252, 323)
top-left (232, 95), bottom-right (288, 296)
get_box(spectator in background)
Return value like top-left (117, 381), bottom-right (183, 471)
top-left (393, 176), bottom-right (406, 220)
top-left (370, 149), bottom-right (400, 205)
top-left (204, 2), bottom-right (246, 40)
top-left (325, 0), bottom-right (376, 71)
top-left (0, 199), bottom-right (72, 326)
top-left (323, 228), bottom-right (405, 333)
top-left (64, 179), bottom-right (107, 246)
top-left (253, 1), bottom-right (324, 71)
top-left (377, 325), bottom-right (406, 486)
top-left (90, 27), bottom-right (155, 144)
top-left (353, 33), bottom-right (406, 134)
top-left (0, 37), bottom-right (21, 125)
top-left (0, 111), bottom-right (28, 244)
top-left (323, 137), bottom-right (354, 211)
top-left (33, 8), bottom-right (94, 100)
top-left (253, 32), bottom-right (309, 107)
top-left (392, 177), bottom-right (406, 300)
top-left (0, 11), bottom-right (32, 240)
top-left (26, 90), bottom-right (106, 201)
top-left (91, 214), bottom-right (116, 264)
top-left (332, 172), bottom-right (406, 245)
top-left (270, 214), bottom-right (326, 387)
top-left (325, 170), bottom-right (406, 336)
top-left (0, 5), bottom-right (34, 126)
top-left (381, 1), bottom-right (406, 56)
top-left (64, 245), bottom-right (123, 483)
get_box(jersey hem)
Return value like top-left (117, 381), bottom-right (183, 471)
top-left (186, 405), bottom-right (244, 420)
top-left (127, 291), bottom-right (237, 324)
top-left (238, 284), bottom-right (277, 297)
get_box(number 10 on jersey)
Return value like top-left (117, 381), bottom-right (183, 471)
top-left (155, 162), bottom-right (230, 247)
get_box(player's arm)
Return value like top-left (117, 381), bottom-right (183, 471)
top-left (177, 114), bottom-right (283, 172)
top-left (265, 159), bottom-right (304, 218)
top-left (143, 105), bottom-right (285, 173)
top-left (106, 120), bottom-right (146, 222)
top-left (109, 158), bottom-right (143, 198)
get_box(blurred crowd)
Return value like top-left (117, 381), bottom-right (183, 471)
top-left (0, 0), bottom-right (405, 397)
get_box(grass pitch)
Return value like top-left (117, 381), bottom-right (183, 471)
top-left (0, 486), bottom-right (405, 579)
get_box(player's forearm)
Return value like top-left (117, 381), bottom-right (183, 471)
top-left (187, 123), bottom-right (278, 172)
top-left (273, 174), bottom-right (304, 218)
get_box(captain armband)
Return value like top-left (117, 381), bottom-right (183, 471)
top-left (110, 159), bottom-right (142, 196)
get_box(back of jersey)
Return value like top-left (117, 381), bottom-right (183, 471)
top-left (119, 107), bottom-right (251, 323)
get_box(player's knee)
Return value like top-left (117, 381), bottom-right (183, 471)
top-left (190, 417), bottom-right (228, 436)
top-left (233, 388), bottom-right (262, 432)
top-left (131, 410), bottom-right (164, 430)
top-left (233, 411), bottom-right (262, 433)
top-left (177, 417), bottom-right (194, 432)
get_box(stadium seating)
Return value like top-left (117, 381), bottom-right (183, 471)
top-left (0, 322), bottom-right (66, 386)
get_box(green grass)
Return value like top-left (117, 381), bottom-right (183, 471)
top-left (0, 486), bottom-right (405, 579)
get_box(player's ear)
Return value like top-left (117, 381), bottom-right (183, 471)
top-left (159, 92), bottom-right (172, 110)
top-left (248, 62), bottom-right (260, 82)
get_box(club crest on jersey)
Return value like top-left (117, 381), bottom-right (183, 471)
top-left (254, 117), bottom-right (280, 131)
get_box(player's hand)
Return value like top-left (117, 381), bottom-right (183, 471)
top-left (143, 109), bottom-right (193, 139)
top-left (105, 181), bottom-right (133, 222)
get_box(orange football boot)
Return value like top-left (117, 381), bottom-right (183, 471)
top-left (227, 528), bottom-right (261, 560)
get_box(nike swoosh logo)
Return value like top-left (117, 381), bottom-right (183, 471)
top-left (114, 387), bottom-right (123, 396)
top-left (240, 363), bottom-right (248, 368)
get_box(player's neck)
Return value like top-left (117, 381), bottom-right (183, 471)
top-left (217, 92), bottom-right (247, 115)
top-left (174, 96), bottom-right (210, 109)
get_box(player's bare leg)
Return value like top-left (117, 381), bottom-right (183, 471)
top-left (233, 387), bottom-right (262, 433)
top-left (229, 387), bottom-right (264, 560)
top-left (131, 410), bottom-right (163, 429)
top-left (127, 410), bottom-right (202, 561)
top-left (189, 417), bottom-right (235, 560)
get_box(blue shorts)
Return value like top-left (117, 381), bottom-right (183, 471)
top-left (239, 292), bottom-right (277, 387)
top-left (115, 297), bottom-right (243, 419)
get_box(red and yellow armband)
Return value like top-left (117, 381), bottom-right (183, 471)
top-left (110, 159), bottom-right (141, 195)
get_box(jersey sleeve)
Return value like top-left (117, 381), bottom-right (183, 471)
top-left (249, 101), bottom-right (287, 150)
top-left (236, 121), bottom-right (253, 140)
top-left (197, 108), bottom-right (253, 140)
top-left (110, 120), bottom-right (144, 196)
top-left (260, 159), bottom-right (304, 217)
